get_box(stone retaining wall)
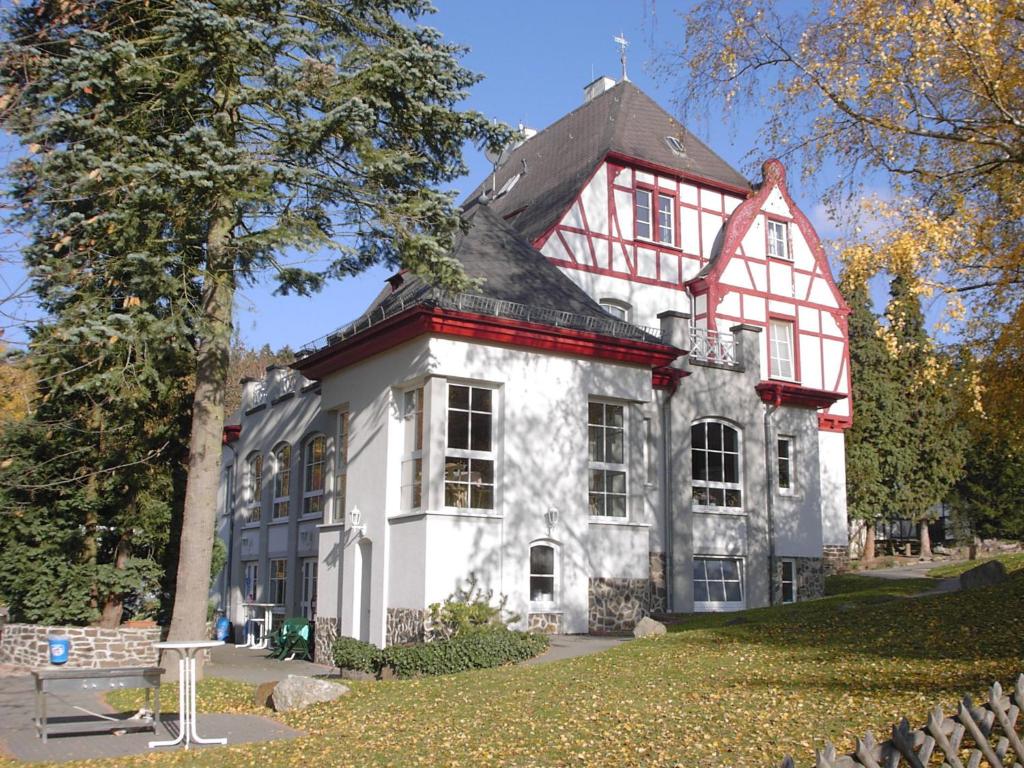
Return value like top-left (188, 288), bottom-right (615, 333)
top-left (386, 608), bottom-right (426, 646)
top-left (589, 578), bottom-right (649, 633)
top-left (313, 616), bottom-right (340, 666)
top-left (822, 544), bottom-right (850, 575)
top-left (527, 612), bottom-right (562, 634)
top-left (0, 623), bottom-right (160, 669)
top-left (773, 557), bottom-right (825, 604)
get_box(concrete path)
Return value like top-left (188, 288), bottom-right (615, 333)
top-left (521, 634), bottom-right (628, 666)
top-left (0, 670), bottom-right (301, 763)
top-left (857, 559), bottom-right (961, 597)
top-left (205, 643), bottom-right (336, 684)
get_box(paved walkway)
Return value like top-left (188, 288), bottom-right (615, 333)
top-left (0, 669), bottom-right (301, 763)
top-left (856, 559), bottom-right (961, 597)
top-left (521, 634), bottom-right (628, 666)
top-left (205, 643), bottom-right (336, 684)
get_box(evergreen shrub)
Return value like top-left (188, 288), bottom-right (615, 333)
top-left (382, 626), bottom-right (548, 678)
top-left (332, 636), bottom-right (383, 674)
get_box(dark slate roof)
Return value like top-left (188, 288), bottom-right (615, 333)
top-left (462, 80), bottom-right (751, 243)
top-left (371, 205), bottom-right (616, 322)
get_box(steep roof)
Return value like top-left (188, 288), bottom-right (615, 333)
top-left (372, 205), bottom-right (618, 323)
top-left (462, 80), bottom-right (751, 243)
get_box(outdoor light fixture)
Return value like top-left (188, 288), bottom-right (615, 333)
top-left (349, 506), bottom-right (365, 535)
top-left (544, 506), bottom-right (559, 530)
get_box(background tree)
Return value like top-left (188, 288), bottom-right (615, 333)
top-left (2, 1), bottom-right (510, 644)
top-left (882, 274), bottom-right (966, 556)
top-left (841, 270), bottom-right (904, 560)
top-left (224, 339), bottom-right (296, 418)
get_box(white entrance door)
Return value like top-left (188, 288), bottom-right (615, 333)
top-left (301, 558), bottom-right (318, 621)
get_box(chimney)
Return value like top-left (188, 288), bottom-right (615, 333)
top-left (584, 76), bottom-right (616, 103)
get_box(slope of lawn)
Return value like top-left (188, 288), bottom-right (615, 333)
top-left (928, 552), bottom-right (1024, 578)
top-left (64, 571), bottom-right (1024, 768)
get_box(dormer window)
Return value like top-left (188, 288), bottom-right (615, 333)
top-left (767, 219), bottom-right (790, 260)
top-left (664, 136), bottom-right (686, 156)
top-left (599, 299), bottom-right (630, 321)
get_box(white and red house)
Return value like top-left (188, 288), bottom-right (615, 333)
top-left (217, 77), bottom-right (852, 656)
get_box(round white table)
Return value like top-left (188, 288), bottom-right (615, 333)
top-left (149, 640), bottom-right (227, 750)
top-left (241, 602), bottom-right (279, 650)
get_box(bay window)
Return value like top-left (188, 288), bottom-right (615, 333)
top-left (402, 388), bottom-right (424, 510)
top-left (445, 384), bottom-right (495, 510)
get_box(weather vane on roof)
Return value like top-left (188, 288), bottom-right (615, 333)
top-left (614, 33), bottom-right (630, 82)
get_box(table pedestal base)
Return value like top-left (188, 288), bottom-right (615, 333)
top-left (149, 654), bottom-right (227, 749)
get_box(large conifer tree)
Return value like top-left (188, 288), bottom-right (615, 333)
top-left (2, 1), bottom-right (509, 642)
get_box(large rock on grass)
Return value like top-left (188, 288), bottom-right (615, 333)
top-left (633, 616), bottom-right (667, 638)
top-left (959, 560), bottom-right (1008, 591)
top-left (271, 675), bottom-right (349, 712)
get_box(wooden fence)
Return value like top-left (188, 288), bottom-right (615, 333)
top-left (781, 675), bottom-right (1023, 768)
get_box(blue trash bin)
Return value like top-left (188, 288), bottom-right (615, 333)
top-left (215, 616), bottom-right (230, 641)
top-left (48, 636), bottom-right (70, 665)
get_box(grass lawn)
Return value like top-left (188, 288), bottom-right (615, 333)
top-left (927, 551), bottom-right (1024, 578)
top-left (14, 571), bottom-right (1023, 768)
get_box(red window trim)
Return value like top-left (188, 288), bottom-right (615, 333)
top-left (634, 184), bottom-right (678, 249)
top-left (764, 215), bottom-right (793, 262)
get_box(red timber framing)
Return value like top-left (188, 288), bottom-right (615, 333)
top-left (293, 305), bottom-right (681, 382)
top-left (533, 154), bottom-right (746, 292)
top-left (687, 159), bottom-right (852, 429)
top-left (755, 381), bottom-right (845, 411)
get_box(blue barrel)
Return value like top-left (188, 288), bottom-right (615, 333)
top-left (48, 636), bottom-right (70, 665)
top-left (215, 616), bottom-right (231, 641)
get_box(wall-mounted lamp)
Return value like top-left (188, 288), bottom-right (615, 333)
top-left (349, 505), bottom-right (365, 535)
top-left (544, 506), bottom-right (559, 530)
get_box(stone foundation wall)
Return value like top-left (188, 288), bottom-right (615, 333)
top-left (314, 616), bottom-right (340, 666)
top-left (648, 552), bottom-right (668, 615)
top-left (527, 612), bottom-right (562, 634)
top-left (773, 557), bottom-right (825, 604)
top-left (589, 578), bottom-right (649, 633)
top-left (386, 608), bottom-right (426, 646)
top-left (0, 623), bottom-right (160, 669)
top-left (822, 544), bottom-right (850, 575)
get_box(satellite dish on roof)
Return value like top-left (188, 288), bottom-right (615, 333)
top-left (484, 145), bottom-right (503, 165)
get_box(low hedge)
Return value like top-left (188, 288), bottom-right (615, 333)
top-left (332, 636), bottom-right (382, 674)
top-left (331, 627), bottom-right (548, 678)
top-left (382, 626), bottom-right (548, 678)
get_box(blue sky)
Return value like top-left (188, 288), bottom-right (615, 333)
top-left (2, 1), bottom-right (853, 353)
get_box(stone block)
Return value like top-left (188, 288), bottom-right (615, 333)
top-left (959, 560), bottom-right (1008, 591)
top-left (254, 680), bottom-right (278, 709)
top-left (633, 617), bottom-right (667, 638)
top-left (271, 675), bottom-right (349, 712)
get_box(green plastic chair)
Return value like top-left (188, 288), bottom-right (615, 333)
top-left (269, 617), bottom-right (312, 661)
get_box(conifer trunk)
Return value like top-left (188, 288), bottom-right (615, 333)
top-left (165, 208), bottom-right (235, 660)
top-left (99, 534), bottom-right (131, 628)
top-left (919, 518), bottom-right (932, 558)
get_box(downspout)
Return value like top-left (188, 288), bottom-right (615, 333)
top-left (661, 386), bottom-right (675, 611)
top-left (763, 400), bottom-right (779, 606)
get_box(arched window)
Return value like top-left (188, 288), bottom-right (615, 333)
top-left (303, 434), bottom-right (326, 516)
top-left (599, 299), bottom-right (631, 322)
top-left (245, 452), bottom-right (263, 524)
top-left (272, 443), bottom-right (291, 519)
top-left (691, 421), bottom-right (742, 510)
top-left (529, 543), bottom-right (557, 607)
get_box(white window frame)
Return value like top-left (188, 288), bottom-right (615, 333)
top-left (244, 452), bottom-right (263, 526)
top-left (588, 401), bottom-right (628, 518)
top-left (300, 557), bottom-right (318, 621)
top-left (769, 319), bottom-right (796, 381)
top-left (599, 299), bottom-right (631, 322)
top-left (444, 383), bottom-right (496, 511)
top-left (272, 443), bottom-right (292, 520)
top-left (780, 558), bottom-right (796, 604)
top-left (529, 541), bottom-right (558, 610)
top-left (302, 434), bottom-right (326, 517)
top-left (401, 387), bottom-right (424, 510)
top-left (635, 188), bottom-right (676, 245)
top-left (330, 411), bottom-right (349, 525)
top-left (767, 218), bottom-right (790, 260)
top-left (693, 556), bottom-right (745, 612)
top-left (635, 188), bottom-right (652, 240)
top-left (657, 192), bottom-right (675, 245)
top-left (777, 435), bottom-right (795, 495)
top-left (269, 558), bottom-right (287, 607)
top-left (691, 420), bottom-right (743, 512)
top-left (242, 560), bottom-right (260, 602)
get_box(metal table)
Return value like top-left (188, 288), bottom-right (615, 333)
top-left (149, 640), bottom-right (225, 750)
top-left (241, 602), bottom-right (279, 650)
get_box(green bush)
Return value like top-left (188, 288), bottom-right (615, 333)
top-left (332, 636), bottom-right (383, 674)
top-left (382, 625), bottom-right (548, 678)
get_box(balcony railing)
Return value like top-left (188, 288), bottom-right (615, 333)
top-left (245, 369), bottom-right (302, 411)
top-left (688, 327), bottom-right (740, 368)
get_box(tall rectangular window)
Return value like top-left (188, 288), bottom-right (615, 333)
top-left (635, 189), bottom-right (652, 240)
top-left (657, 193), bottom-right (674, 244)
top-left (270, 558), bottom-right (287, 606)
top-left (402, 388), bottom-right (424, 510)
top-left (245, 453), bottom-right (263, 524)
top-left (445, 384), bottom-right (495, 509)
top-left (332, 412), bottom-right (349, 525)
top-left (303, 435), bottom-right (326, 515)
top-left (243, 561), bottom-right (260, 602)
top-left (589, 402), bottom-right (627, 517)
top-left (781, 559), bottom-right (796, 604)
top-left (272, 444), bottom-right (291, 519)
top-left (691, 421), bottom-right (742, 509)
top-left (767, 219), bottom-right (790, 260)
top-left (777, 436), bottom-right (794, 492)
top-left (301, 558), bottom-right (318, 621)
top-left (529, 544), bottom-right (556, 605)
top-left (769, 319), bottom-right (795, 380)
top-left (221, 465), bottom-right (234, 519)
